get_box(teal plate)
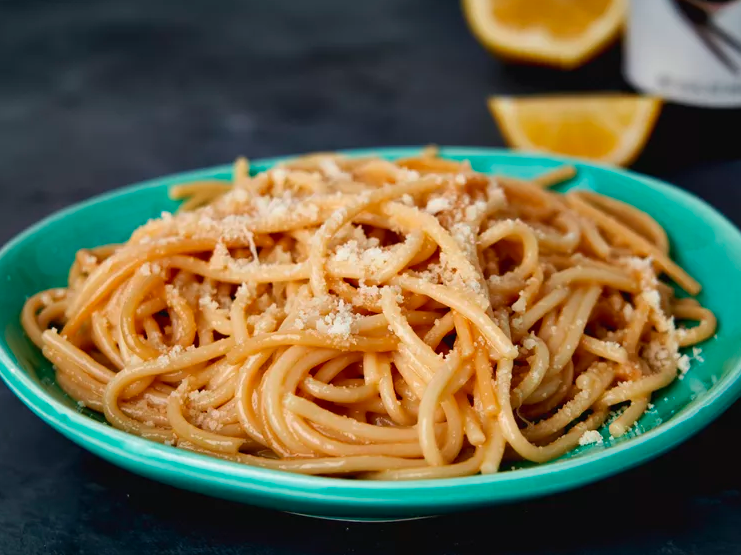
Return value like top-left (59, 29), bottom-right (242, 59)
top-left (2, 147), bottom-right (741, 521)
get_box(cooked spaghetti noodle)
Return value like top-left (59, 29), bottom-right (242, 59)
top-left (21, 151), bottom-right (717, 480)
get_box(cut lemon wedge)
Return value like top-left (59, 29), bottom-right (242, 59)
top-left (489, 95), bottom-right (662, 166)
top-left (462, 0), bottom-right (626, 69)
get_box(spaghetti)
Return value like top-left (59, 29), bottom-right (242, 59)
top-left (21, 152), bottom-right (717, 480)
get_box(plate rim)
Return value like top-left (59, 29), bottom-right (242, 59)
top-left (2, 146), bottom-right (741, 514)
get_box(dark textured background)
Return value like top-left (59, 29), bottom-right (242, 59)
top-left (1, 1), bottom-right (741, 553)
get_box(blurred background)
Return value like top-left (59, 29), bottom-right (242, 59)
top-left (1, 0), bottom-right (740, 245)
top-left (1, 1), bottom-right (741, 554)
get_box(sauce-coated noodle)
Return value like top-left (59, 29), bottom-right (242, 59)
top-left (21, 152), bottom-right (716, 479)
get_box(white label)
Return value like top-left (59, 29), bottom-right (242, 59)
top-left (625, 0), bottom-right (741, 107)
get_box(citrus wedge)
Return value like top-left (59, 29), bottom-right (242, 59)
top-left (489, 95), bottom-right (662, 166)
top-left (462, 0), bottom-right (626, 69)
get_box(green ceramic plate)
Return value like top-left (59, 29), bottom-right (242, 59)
top-left (1, 147), bottom-right (740, 521)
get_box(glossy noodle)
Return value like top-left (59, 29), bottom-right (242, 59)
top-left (21, 151), bottom-right (716, 480)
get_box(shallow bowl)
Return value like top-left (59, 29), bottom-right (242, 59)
top-left (2, 147), bottom-right (740, 520)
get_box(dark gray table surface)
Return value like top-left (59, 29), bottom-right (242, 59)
top-left (2, 1), bottom-right (741, 554)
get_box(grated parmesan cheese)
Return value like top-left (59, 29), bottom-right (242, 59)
top-left (512, 295), bottom-right (527, 313)
top-left (154, 345), bottom-right (185, 367)
top-left (641, 290), bottom-right (661, 311)
top-left (334, 241), bottom-right (360, 263)
top-left (333, 240), bottom-right (392, 271)
top-left (253, 191), bottom-right (291, 219)
top-left (316, 300), bottom-right (356, 340)
top-left (399, 169), bottom-right (420, 181)
top-left (463, 200), bottom-right (488, 222)
top-left (356, 283), bottom-right (382, 305)
top-left (209, 241), bottom-right (231, 270)
top-left (522, 336), bottom-right (537, 350)
top-left (230, 187), bottom-right (249, 203)
top-left (677, 354), bottom-right (691, 374)
top-left (199, 295), bottom-right (220, 312)
top-left (425, 196), bottom-right (452, 215)
top-left (579, 430), bottom-right (603, 446)
top-left (623, 256), bottom-right (653, 272)
top-left (642, 339), bottom-right (678, 375)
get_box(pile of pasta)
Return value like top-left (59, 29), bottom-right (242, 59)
top-left (22, 151), bottom-right (716, 480)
